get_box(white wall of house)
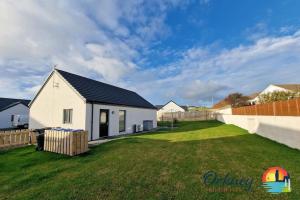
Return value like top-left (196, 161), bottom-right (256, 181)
top-left (157, 101), bottom-right (185, 120)
top-left (261, 84), bottom-right (289, 94)
top-left (214, 106), bottom-right (232, 115)
top-left (0, 104), bottom-right (29, 128)
top-left (29, 71), bottom-right (87, 130)
top-left (248, 98), bottom-right (258, 105)
top-left (250, 84), bottom-right (290, 103)
top-left (217, 114), bottom-right (300, 150)
top-left (30, 70), bottom-right (157, 141)
top-left (86, 103), bottom-right (157, 140)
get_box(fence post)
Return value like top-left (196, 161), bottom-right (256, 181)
top-left (296, 98), bottom-right (300, 116)
top-left (287, 99), bottom-right (290, 116)
top-left (273, 102), bottom-right (276, 116)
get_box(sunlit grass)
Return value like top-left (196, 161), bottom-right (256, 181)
top-left (139, 121), bottom-right (248, 142)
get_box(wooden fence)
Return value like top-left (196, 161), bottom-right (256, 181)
top-left (160, 111), bottom-right (215, 121)
top-left (44, 130), bottom-right (89, 156)
top-left (0, 129), bottom-right (35, 148)
top-left (232, 98), bottom-right (300, 116)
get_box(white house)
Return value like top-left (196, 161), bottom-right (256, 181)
top-left (0, 98), bottom-right (30, 129)
top-left (29, 69), bottom-right (157, 141)
top-left (250, 84), bottom-right (300, 104)
top-left (156, 101), bottom-right (187, 120)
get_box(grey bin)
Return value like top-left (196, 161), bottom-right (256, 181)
top-left (34, 128), bottom-right (51, 151)
top-left (143, 120), bottom-right (153, 131)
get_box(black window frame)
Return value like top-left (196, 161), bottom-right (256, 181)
top-left (119, 110), bottom-right (126, 132)
top-left (63, 109), bottom-right (73, 124)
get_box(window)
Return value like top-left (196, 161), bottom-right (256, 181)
top-left (63, 109), bottom-right (73, 124)
top-left (119, 110), bottom-right (126, 132)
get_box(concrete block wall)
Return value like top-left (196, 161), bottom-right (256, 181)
top-left (217, 114), bottom-right (300, 150)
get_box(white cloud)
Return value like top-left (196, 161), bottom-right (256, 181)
top-left (0, 0), bottom-right (185, 98)
top-left (243, 22), bottom-right (269, 41)
top-left (124, 31), bottom-right (300, 106)
top-left (0, 1), bottom-right (300, 107)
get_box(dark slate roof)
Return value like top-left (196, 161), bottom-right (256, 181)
top-left (56, 69), bottom-right (156, 109)
top-left (0, 97), bottom-right (30, 112)
top-left (155, 105), bottom-right (164, 110)
top-left (274, 84), bottom-right (300, 92)
top-left (156, 101), bottom-right (188, 111)
top-left (180, 106), bottom-right (188, 111)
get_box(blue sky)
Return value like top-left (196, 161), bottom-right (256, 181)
top-left (0, 0), bottom-right (300, 106)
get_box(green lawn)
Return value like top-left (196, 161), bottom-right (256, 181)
top-left (0, 121), bottom-right (299, 200)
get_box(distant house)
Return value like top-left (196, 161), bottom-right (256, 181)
top-left (249, 84), bottom-right (300, 104)
top-left (213, 84), bottom-right (300, 111)
top-left (248, 92), bottom-right (260, 105)
top-left (212, 99), bottom-right (230, 110)
top-left (156, 101), bottom-right (188, 120)
top-left (212, 99), bottom-right (232, 114)
top-left (0, 98), bottom-right (30, 129)
top-left (29, 69), bottom-right (157, 141)
top-left (212, 93), bottom-right (258, 113)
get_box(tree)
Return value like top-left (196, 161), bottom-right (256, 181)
top-left (258, 91), bottom-right (299, 104)
top-left (224, 93), bottom-right (250, 108)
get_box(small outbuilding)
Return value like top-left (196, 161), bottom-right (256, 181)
top-left (29, 69), bottom-right (157, 140)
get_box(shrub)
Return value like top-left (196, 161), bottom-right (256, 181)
top-left (224, 93), bottom-right (250, 108)
top-left (258, 91), bottom-right (299, 104)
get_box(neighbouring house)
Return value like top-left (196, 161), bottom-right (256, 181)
top-left (29, 69), bottom-right (157, 141)
top-left (212, 99), bottom-right (232, 114)
top-left (212, 99), bottom-right (229, 109)
top-left (156, 101), bottom-right (188, 120)
top-left (0, 97), bottom-right (30, 129)
top-left (212, 93), bottom-right (255, 114)
top-left (213, 84), bottom-right (300, 112)
top-left (249, 84), bottom-right (300, 104)
top-left (248, 92), bottom-right (260, 105)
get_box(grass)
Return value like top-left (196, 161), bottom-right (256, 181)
top-left (0, 120), bottom-right (299, 200)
